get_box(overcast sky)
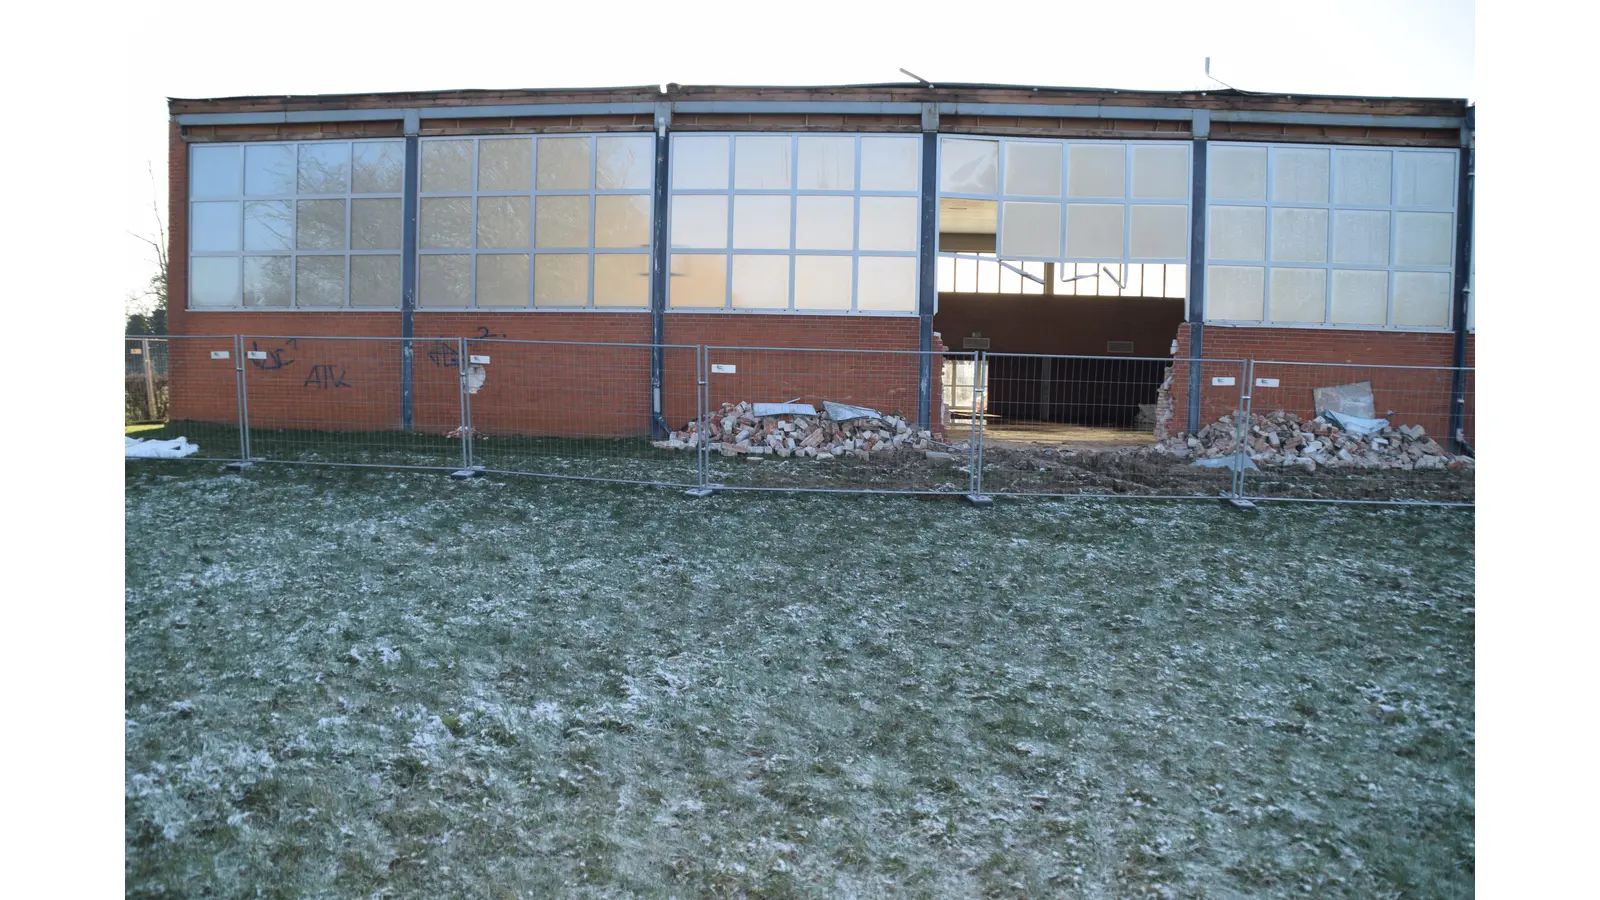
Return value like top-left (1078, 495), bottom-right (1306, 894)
top-left (115, 0), bottom-right (1474, 308)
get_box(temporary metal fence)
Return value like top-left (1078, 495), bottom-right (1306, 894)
top-left (126, 334), bottom-right (1474, 508)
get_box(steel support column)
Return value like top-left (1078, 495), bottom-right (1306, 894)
top-left (1186, 124), bottom-right (1209, 434)
top-left (649, 104), bottom-right (672, 438)
top-left (916, 124), bottom-right (939, 430)
top-left (1449, 108), bottom-right (1475, 453)
top-left (400, 129), bottom-right (420, 431)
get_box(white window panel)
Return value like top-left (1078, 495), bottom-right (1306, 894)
top-left (859, 197), bottom-right (918, 252)
top-left (940, 138), bottom-right (998, 194)
top-left (1396, 151), bottom-right (1455, 208)
top-left (1207, 265), bottom-right (1265, 321)
top-left (668, 253), bottom-right (728, 308)
top-left (794, 255), bottom-right (853, 310)
top-left (1065, 204), bottom-right (1124, 258)
top-left (297, 143), bottom-right (350, 195)
top-left (1394, 211), bottom-right (1453, 266)
top-left (533, 195), bottom-right (589, 249)
top-left (795, 195), bottom-right (855, 250)
top-left (243, 257), bottom-right (291, 307)
top-left (189, 257), bottom-right (240, 306)
top-left (1210, 145), bottom-right (1267, 202)
top-left (670, 195), bottom-right (729, 249)
top-left (478, 196), bottom-right (532, 250)
top-left (295, 256), bottom-right (346, 307)
top-left (594, 195), bottom-right (652, 249)
top-left (1392, 271), bottom-right (1451, 327)
top-left (421, 140), bottom-right (474, 193)
top-left (1272, 147), bottom-right (1329, 204)
top-left (478, 138), bottom-right (533, 192)
top-left (797, 136), bottom-right (855, 190)
top-left (1333, 210), bottom-right (1390, 266)
top-left (296, 200), bottom-right (346, 251)
top-left (191, 145), bottom-right (243, 198)
top-left (1330, 269), bottom-right (1389, 325)
top-left (673, 135), bottom-right (730, 190)
top-left (732, 195), bottom-right (792, 250)
top-left (1334, 149), bottom-right (1391, 206)
top-left (1131, 144), bottom-right (1189, 200)
top-left (593, 253), bottom-right (650, 307)
top-left (1067, 144), bottom-right (1126, 199)
top-left (533, 254), bottom-right (588, 307)
top-left (1004, 141), bottom-right (1062, 197)
top-left (857, 257), bottom-right (916, 311)
top-left (536, 137), bottom-right (591, 190)
top-left (860, 137), bottom-right (920, 192)
top-left (999, 201), bottom-right (1061, 259)
top-left (352, 141), bottom-right (405, 194)
top-left (419, 254), bottom-right (471, 307)
top-left (350, 256), bottom-right (401, 307)
top-left (731, 255), bottom-right (791, 309)
top-left (595, 136), bottom-right (654, 190)
top-left (192, 202), bottom-right (241, 252)
top-left (1270, 208), bottom-right (1328, 263)
top-left (477, 254), bottom-right (530, 307)
top-left (1209, 206), bottom-right (1265, 261)
top-left (351, 198), bottom-right (402, 251)
top-left (1129, 205), bottom-right (1188, 260)
top-left (420, 197), bottom-right (473, 249)
top-left (245, 145), bottom-right (295, 196)
top-left (734, 136), bottom-right (791, 190)
top-left (1269, 267), bottom-right (1327, 323)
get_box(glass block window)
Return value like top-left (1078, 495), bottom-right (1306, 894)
top-left (417, 134), bottom-right (654, 309)
top-left (1205, 142), bottom-right (1457, 330)
top-left (667, 133), bottom-right (922, 313)
top-left (188, 139), bottom-right (405, 308)
top-left (937, 137), bottom-right (1191, 265)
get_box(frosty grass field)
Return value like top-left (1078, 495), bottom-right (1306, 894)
top-left (125, 462), bottom-right (1474, 898)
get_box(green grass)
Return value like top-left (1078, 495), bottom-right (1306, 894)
top-left (125, 463), bottom-right (1474, 898)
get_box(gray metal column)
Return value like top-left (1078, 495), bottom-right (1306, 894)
top-left (649, 103), bottom-right (671, 438)
top-left (1185, 114), bottom-right (1210, 435)
top-left (916, 105), bottom-right (939, 430)
top-left (400, 111), bottom-right (420, 431)
top-left (1449, 108), bottom-right (1474, 453)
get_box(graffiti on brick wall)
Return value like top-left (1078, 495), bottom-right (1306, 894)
top-left (303, 365), bottom-right (351, 389)
top-left (426, 341), bottom-right (459, 368)
top-left (249, 339), bottom-right (298, 371)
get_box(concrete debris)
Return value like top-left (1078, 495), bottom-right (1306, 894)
top-left (656, 400), bottom-right (940, 462)
top-left (1156, 409), bottom-right (1473, 471)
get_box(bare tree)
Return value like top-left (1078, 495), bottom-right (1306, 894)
top-left (126, 163), bottom-right (168, 334)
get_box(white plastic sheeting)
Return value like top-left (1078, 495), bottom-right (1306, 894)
top-left (126, 436), bottom-right (200, 459)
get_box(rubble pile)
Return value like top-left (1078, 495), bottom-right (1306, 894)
top-left (652, 401), bottom-right (955, 461)
top-left (1158, 410), bottom-right (1474, 472)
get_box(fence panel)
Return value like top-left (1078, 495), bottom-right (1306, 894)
top-left (1237, 361), bottom-right (1474, 505)
top-left (976, 354), bottom-right (1248, 499)
top-left (125, 337), bottom-right (170, 425)
top-left (240, 336), bottom-right (463, 469)
top-left (694, 347), bottom-right (976, 494)
top-left (459, 339), bottom-right (702, 488)
top-left (129, 334), bottom-right (244, 462)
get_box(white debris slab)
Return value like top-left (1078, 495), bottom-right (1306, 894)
top-left (126, 436), bottom-right (200, 459)
top-left (752, 402), bottom-right (818, 417)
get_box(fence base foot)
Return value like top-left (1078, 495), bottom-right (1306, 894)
top-left (964, 493), bottom-right (994, 507)
top-left (683, 487), bottom-right (715, 499)
top-left (1222, 495), bottom-right (1258, 511)
top-left (449, 466), bottom-right (485, 481)
top-left (223, 460), bottom-right (254, 472)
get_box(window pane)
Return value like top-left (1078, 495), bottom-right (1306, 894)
top-left (244, 200), bottom-right (293, 252)
top-left (189, 257), bottom-right (240, 307)
top-left (1131, 144), bottom-right (1189, 199)
top-left (1004, 142), bottom-right (1062, 197)
top-left (419, 254), bottom-right (471, 307)
top-left (1334, 149), bottom-right (1391, 205)
top-left (191, 201), bottom-right (240, 252)
top-left (478, 138), bottom-right (533, 192)
top-left (478, 196), bottom-right (532, 249)
top-left (596, 136), bottom-right (654, 190)
top-left (999, 201), bottom-right (1061, 259)
top-left (940, 138), bottom-right (998, 194)
top-left (537, 137), bottom-right (591, 190)
top-left (420, 197), bottom-right (473, 249)
top-left (795, 196), bottom-right (854, 250)
top-left (1272, 148), bottom-right (1330, 203)
top-left (350, 255), bottom-right (401, 307)
top-left (352, 141), bottom-right (405, 194)
top-left (593, 253), bottom-right (650, 307)
top-left (794, 256), bottom-right (852, 310)
top-left (1064, 204), bottom-right (1124, 258)
top-left (244, 145), bottom-right (294, 196)
top-left (1269, 267), bottom-right (1327, 323)
top-left (1067, 144), bottom-right (1126, 199)
top-left (1207, 265), bottom-right (1265, 321)
top-left (1330, 269), bottom-right (1388, 325)
top-left (421, 140), bottom-right (474, 193)
top-left (243, 257), bottom-right (292, 307)
top-left (731, 255), bottom-right (791, 309)
top-left (295, 199), bottom-right (346, 251)
top-left (533, 254), bottom-right (589, 307)
top-left (670, 195), bottom-right (729, 249)
top-left (734, 136), bottom-right (791, 190)
top-left (1164, 263), bottom-right (1188, 299)
top-left (1270, 207), bottom-right (1328, 263)
top-left (1208, 205), bottom-right (1265, 261)
top-left (351, 198), bottom-right (402, 250)
top-left (1396, 151), bottom-right (1455, 208)
top-left (295, 256), bottom-right (345, 307)
top-left (859, 197), bottom-right (918, 252)
top-left (732, 195), bottom-right (791, 250)
top-left (1394, 212), bottom-right (1452, 266)
top-left (477, 254), bottom-right (530, 307)
top-left (297, 143), bottom-right (350, 195)
top-left (1210, 145), bottom-right (1267, 202)
top-left (673, 135), bottom-right (730, 190)
top-left (797, 136), bottom-right (855, 190)
top-left (1333, 210), bottom-right (1390, 266)
top-left (1129, 204), bottom-right (1188, 259)
top-left (938, 198), bottom-right (997, 236)
top-left (857, 256), bottom-right (916, 311)
top-left (668, 254), bottom-right (727, 308)
top-left (860, 137), bottom-right (919, 192)
top-left (191, 145), bottom-right (242, 197)
top-left (1392, 271), bottom-right (1451, 327)
top-left (534, 195), bottom-right (590, 249)
top-left (595, 195), bottom-right (652, 249)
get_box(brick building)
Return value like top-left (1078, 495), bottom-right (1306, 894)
top-left (166, 82), bottom-right (1474, 441)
